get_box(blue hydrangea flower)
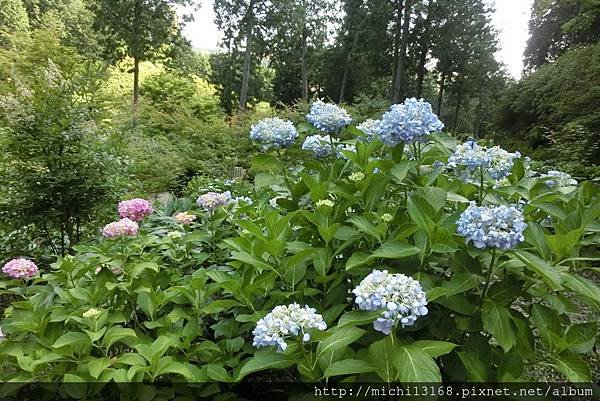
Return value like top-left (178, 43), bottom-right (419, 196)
top-left (302, 134), bottom-right (335, 158)
top-left (252, 303), bottom-right (327, 352)
top-left (487, 146), bottom-right (522, 180)
top-left (306, 100), bottom-right (352, 133)
top-left (456, 202), bottom-right (527, 249)
top-left (336, 143), bottom-right (356, 159)
top-left (448, 140), bottom-right (520, 182)
top-left (541, 170), bottom-right (578, 188)
top-left (377, 98), bottom-right (443, 146)
top-left (353, 269), bottom-right (428, 335)
top-left (250, 117), bottom-right (298, 150)
top-left (356, 119), bottom-right (381, 142)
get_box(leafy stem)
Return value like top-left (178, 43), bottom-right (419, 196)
top-left (329, 133), bottom-right (338, 160)
top-left (276, 148), bottom-right (292, 190)
top-left (482, 247), bottom-right (497, 298)
top-left (478, 167), bottom-right (486, 205)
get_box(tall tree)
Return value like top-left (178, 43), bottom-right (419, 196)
top-left (524, 0), bottom-right (600, 72)
top-left (430, 0), bottom-right (497, 117)
top-left (409, 0), bottom-right (437, 99)
top-left (214, 0), bottom-right (269, 110)
top-left (268, 0), bottom-right (340, 101)
top-left (337, 0), bottom-right (366, 103)
top-left (91, 0), bottom-right (194, 106)
top-left (391, 0), bottom-right (412, 103)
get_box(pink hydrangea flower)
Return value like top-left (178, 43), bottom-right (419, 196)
top-left (2, 258), bottom-right (39, 279)
top-left (102, 218), bottom-right (139, 238)
top-left (117, 198), bottom-right (153, 221)
top-left (196, 191), bottom-right (231, 212)
top-left (175, 212), bottom-right (196, 225)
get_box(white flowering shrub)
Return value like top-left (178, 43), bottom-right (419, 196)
top-left (1, 98), bottom-right (599, 399)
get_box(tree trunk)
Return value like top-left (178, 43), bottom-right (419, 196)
top-left (133, 56), bottom-right (140, 105)
top-left (339, 54), bottom-right (350, 104)
top-left (415, 11), bottom-right (432, 99)
top-left (437, 72), bottom-right (446, 115)
top-left (391, 0), bottom-right (412, 104)
top-left (452, 89), bottom-right (463, 132)
top-left (339, 36), bottom-right (358, 103)
top-left (390, 0), bottom-right (404, 101)
top-left (239, 7), bottom-right (255, 110)
top-left (301, 26), bottom-right (309, 101)
top-left (473, 89), bottom-right (484, 137)
top-left (132, 0), bottom-right (141, 106)
top-left (415, 45), bottom-right (428, 98)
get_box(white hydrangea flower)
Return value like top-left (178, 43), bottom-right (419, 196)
top-left (353, 269), bottom-right (428, 335)
top-left (252, 303), bottom-right (327, 352)
top-left (541, 170), bottom-right (578, 188)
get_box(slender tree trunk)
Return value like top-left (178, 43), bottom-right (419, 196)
top-left (452, 89), bottom-right (463, 132)
top-left (473, 92), bottom-right (484, 137)
top-left (132, 0), bottom-right (141, 105)
top-left (339, 55), bottom-right (350, 104)
top-left (415, 45), bottom-right (428, 98)
top-left (133, 56), bottom-right (140, 105)
top-left (390, 0), bottom-right (404, 101)
top-left (339, 36), bottom-right (358, 103)
top-left (239, 5), bottom-right (255, 110)
top-left (229, 38), bottom-right (238, 115)
top-left (132, 0), bottom-right (141, 127)
top-left (437, 72), bottom-right (446, 115)
top-left (301, 26), bottom-right (309, 101)
top-left (391, 0), bottom-right (412, 104)
top-left (415, 11), bottom-right (432, 99)
top-left (239, 0), bottom-right (256, 110)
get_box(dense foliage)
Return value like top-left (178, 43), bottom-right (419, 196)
top-left (1, 101), bottom-right (599, 398)
top-left (0, 31), bottom-right (124, 257)
top-left (492, 43), bottom-right (600, 178)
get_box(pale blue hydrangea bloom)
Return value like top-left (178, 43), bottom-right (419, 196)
top-left (456, 202), bottom-right (527, 249)
top-left (302, 134), bottom-right (335, 158)
top-left (353, 269), bottom-right (428, 335)
top-left (487, 146), bottom-right (522, 180)
top-left (448, 140), bottom-right (520, 182)
top-left (336, 143), bottom-right (356, 159)
top-left (357, 119), bottom-right (381, 142)
top-left (250, 117), bottom-right (298, 150)
top-left (523, 156), bottom-right (538, 177)
top-left (196, 191), bottom-right (232, 212)
top-left (306, 100), bottom-right (352, 133)
top-left (541, 170), bottom-right (578, 188)
top-left (377, 98), bottom-right (443, 146)
top-left (252, 303), bottom-right (327, 352)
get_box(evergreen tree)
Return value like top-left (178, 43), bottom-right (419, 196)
top-left (90, 0), bottom-right (194, 106)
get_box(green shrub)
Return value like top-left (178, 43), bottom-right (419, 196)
top-left (0, 37), bottom-right (124, 256)
top-left (140, 72), bottom-right (223, 124)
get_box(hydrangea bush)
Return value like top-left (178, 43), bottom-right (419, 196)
top-left (1, 99), bottom-right (599, 398)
